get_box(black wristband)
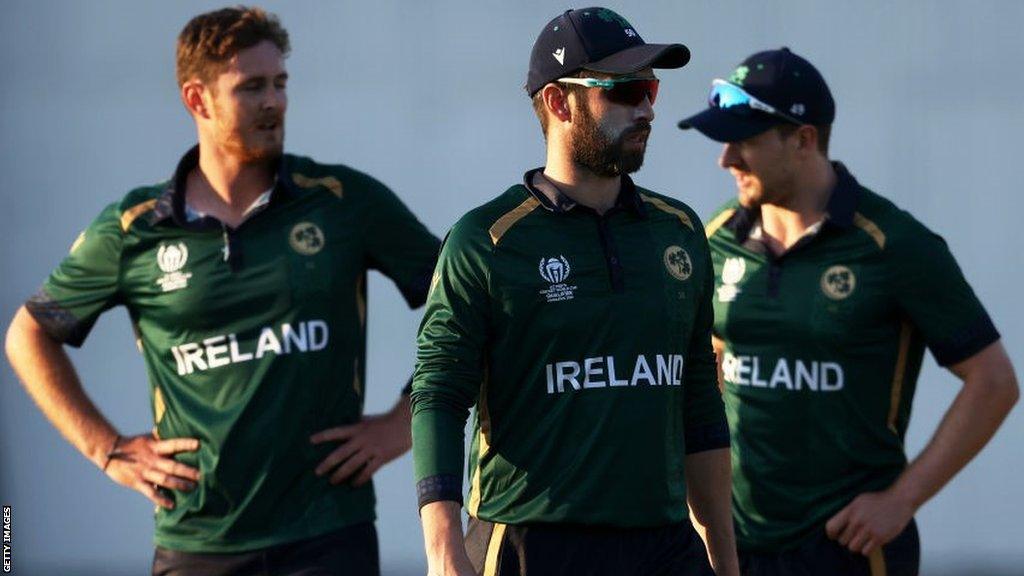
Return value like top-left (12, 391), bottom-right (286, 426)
top-left (684, 421), bottom-right (730, 454)
top-left (416, 474), bottom-right (463, 510)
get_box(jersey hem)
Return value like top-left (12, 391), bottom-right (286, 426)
top-left (152, 513), bottom-right (376, 554)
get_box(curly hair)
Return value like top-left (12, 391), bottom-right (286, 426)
top-left (176, 6), bottom-right (290, 87)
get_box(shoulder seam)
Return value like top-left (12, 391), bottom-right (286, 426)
top-left (638, 192), bottom-right (694, 231)
top-left (853, 212), bottom-right (886, 249)
top-left (292, 172), bottom-right (343, 198)
top-left (704, 208), bottom-right (736, 239)
top-left (488, 196), bottom-right (541, 246)
top-left (120, 199), bottom-right (158, 232)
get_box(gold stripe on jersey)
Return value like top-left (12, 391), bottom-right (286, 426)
top-left (483, 522), bottom-right (507, 576)
top-left (887, 321), bottom-right (913, 434)
top-left (154, 387), bottom-right (166, 424)
top-left (120, 199), bottom-right (158, 232)
top-left (854, 212), bottom-right (886, 250)
top-left (356, 274), bottom-right (367, 329)
top-left (353, 358), bottom-right (362, 397)
top-left (468, 366), bottom-right (492, 517)
top-left (705, 208), bottom-right (737, 239)
top-left (489, 196), bottom-right (541, 246)
top-left (640, 193), bottom-right (694, 231)
top-left (292, 173), bottom-right (343, 198)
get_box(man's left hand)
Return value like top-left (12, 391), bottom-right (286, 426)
top-left (825, 489), bottom-right (914, 556)
top-left (310, 401), bottom-right (412, 487)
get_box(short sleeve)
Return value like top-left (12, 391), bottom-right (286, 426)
top-left (362, 181), bottom-right (441, 308)
top-left (25, 203), bottom-right (124, 347)
top-left (890, 220), bottom-right (999, 366)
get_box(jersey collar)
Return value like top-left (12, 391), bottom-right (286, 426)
top-left (522, 167), bottom-right (647, 218)
top-left (724, 161), bottom-right (861, 244)
top-left (149, 145), bottom-right (297, 230)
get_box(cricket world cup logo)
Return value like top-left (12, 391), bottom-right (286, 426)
top-left (156, 242), bottom-right (192, 292)
top-left (539, 256), bottom-right (571, 284)
top-left (717, 257), bottom-right (746, 303)
top-left (538, 255), bottom-right (576, 302)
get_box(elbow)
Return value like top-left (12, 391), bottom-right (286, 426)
top-left (5, 306), bottom-right (53, 372)
top-left (1001, 374), bottom-right (1020, 410)
top-left (4, 307), bottom-right (28, 366)
top-left (981, 370), bottom-right (1019, 413)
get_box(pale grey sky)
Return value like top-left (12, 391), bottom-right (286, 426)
top-left (1, 1), bottom-right (1021, 574)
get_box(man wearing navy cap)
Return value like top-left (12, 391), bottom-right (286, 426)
top-left (680, 48), bottom-right (1018, 575)
top-left (412, 7), bottom-right (739, 576)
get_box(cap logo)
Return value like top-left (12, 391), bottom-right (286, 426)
top-left (728, 65), bottom-right (750, 86)
top-left (552, 47), bottom-right (565, 65)
top-left (624, 28), bottom-right (637, 38)
top-left (790, 103), bottom-right (806, 116)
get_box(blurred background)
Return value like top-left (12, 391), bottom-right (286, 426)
top-left (1, 1), bottom-right (1020, 574)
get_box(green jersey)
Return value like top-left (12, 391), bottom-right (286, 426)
top-left (411, 170), bottom-right (728, 527)
top-left (25, 146), bottom-right (440, 553)
top-left (705, 163), bottom-right (999, 552)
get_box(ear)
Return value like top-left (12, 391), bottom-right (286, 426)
top-left (541, 83), bottom-right (572, 124)
top-left (181, 80), bottom-right (211, 120)
top-left (796, 125), bottom-right (819, 153)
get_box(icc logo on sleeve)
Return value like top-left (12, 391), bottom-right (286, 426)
top-left (156, 243), bottom-right (192, 292)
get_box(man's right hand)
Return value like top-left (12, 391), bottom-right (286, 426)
top-left (104, 434), bottom-right (201, 509)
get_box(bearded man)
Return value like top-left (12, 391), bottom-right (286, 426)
top-left (409, 7), bottom-right (739, 576)
top-left (5, 6), bottom-right (439, 575)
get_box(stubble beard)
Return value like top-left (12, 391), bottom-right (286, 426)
top-left (215, 104), bottom-right (285, 166)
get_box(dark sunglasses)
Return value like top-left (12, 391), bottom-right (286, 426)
top-left (558, 76), bottom-right (660, 106)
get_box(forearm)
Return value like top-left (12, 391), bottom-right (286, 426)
top-left (685, 447), bottom-right (739, 575)
top-left (421, 500), bottom-right (471, 576)
top-left (890, 369), bottom-right (1018, 510)
top-left (5, 307), bottom-right (119, 468)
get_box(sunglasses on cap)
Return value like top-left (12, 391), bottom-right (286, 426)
top-left (557, 76), bottom-right (660, 107)
top-left (708, 79), bottom-right (802, 125)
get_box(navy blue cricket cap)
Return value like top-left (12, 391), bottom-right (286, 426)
top-left (679, 47), bottom-right (835, 142)
top-left (526, 7), bottom-right (690, 97)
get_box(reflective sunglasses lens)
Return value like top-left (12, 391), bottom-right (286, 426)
top-left (607, 79), bottom-right (659, 106)
top-left (709, 82), bottom-right (754, 114)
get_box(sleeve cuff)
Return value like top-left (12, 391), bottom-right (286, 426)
top-left (931, 314), bottom-right (1000, 367)
top-left (685, 420), bottom-right (730, 454)
top-left (416, 474), bottom-right (463, 510)
top-left (399, 266), bottom-right (436, 309)
top-left (24, 289), bottom-right (92, 347)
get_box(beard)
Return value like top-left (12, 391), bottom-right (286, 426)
top-left (570, 101), bottom-right (651, 177)
top-left (215, 105), bottom-right (285, 165)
